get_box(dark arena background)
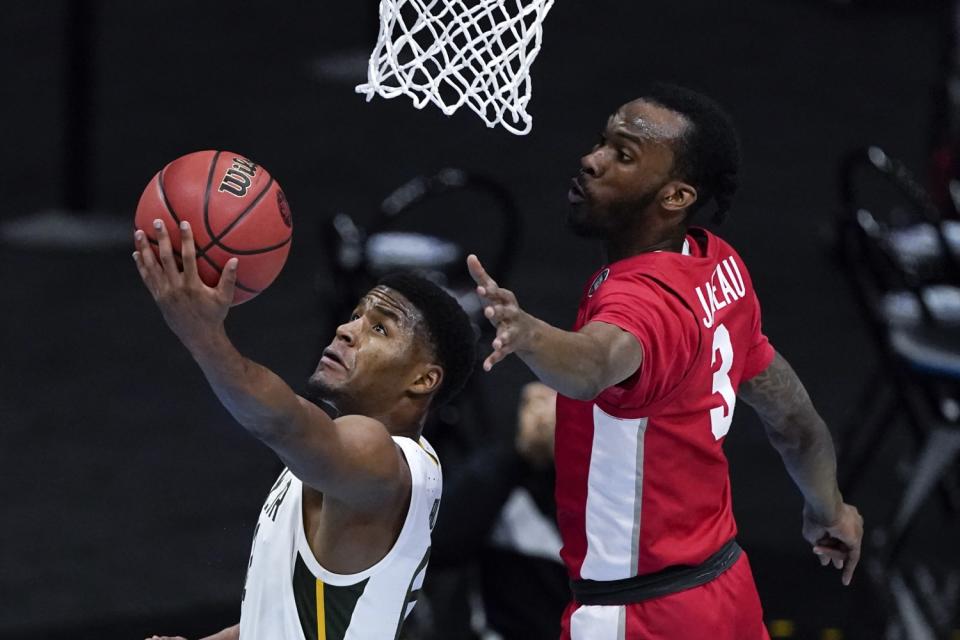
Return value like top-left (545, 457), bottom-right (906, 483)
top-left (2, 1), bottom-right (959, 639)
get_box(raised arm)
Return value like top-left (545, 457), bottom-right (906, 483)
top-left (133, 220), bottom-right (407, 510)
top-left (146, 623), bottom-right (239, 640)
top-left (466, 255), bottom-right (642, 400)
top-left (205, 626), bottom-right (239, 640)
top-left (738, 350), bottom-right (863, 585)
top-left (199, 625), bottom-right (239, 640)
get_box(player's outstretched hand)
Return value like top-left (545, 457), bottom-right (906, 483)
top-left (467, 254), bottom-right (535, 371)
top-left (802, 501), bottom-right (863, 586)
top-left (133, 219), bottom-right (237, 347)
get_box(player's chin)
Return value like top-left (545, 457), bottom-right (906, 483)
top-left (306, 371), bottom-right (343, 398)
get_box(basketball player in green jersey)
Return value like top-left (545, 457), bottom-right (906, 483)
top-left (134, 219), bottom-right (475, 640)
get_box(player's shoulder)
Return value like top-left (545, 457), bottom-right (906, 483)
top-left (334, 413), bottom-right (394, 444)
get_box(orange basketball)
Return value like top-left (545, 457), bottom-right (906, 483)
top-left (134, 150), bottom-right (292, 305)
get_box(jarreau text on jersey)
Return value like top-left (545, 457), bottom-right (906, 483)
top-left (694, 256), bottom-right (746, 329)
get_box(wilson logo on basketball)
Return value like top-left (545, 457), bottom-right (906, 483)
top-left (218, 157), bottom-right (258, 197)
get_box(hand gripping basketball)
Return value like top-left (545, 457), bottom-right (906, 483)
top-left (134, 150), bottom-right (293, 305)
top-left (467, 254), bottom-right (533, 371)
top-left (134, 219), bottom-right (237, 347)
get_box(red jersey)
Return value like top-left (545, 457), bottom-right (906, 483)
top-left (554, 227), bottom-right (775, 581)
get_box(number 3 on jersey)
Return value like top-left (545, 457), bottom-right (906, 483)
top-left (710, 323), bottom-right (736, 439)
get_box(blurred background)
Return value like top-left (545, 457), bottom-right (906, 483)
top-left (2, 0), bottom-right (959, 638)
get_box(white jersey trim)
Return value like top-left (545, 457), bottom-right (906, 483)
top-left (570, 604), bottom-right (625, 640)
top-left (580, 405), bottom-right (649, 581)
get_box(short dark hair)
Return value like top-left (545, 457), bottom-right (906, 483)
top-left (376, 272), bottom-right (477, 407)
top-left (639, 83), bottom-right (741, 223)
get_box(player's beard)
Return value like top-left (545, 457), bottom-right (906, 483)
top-left (567, 185), bottom-right (661, 238)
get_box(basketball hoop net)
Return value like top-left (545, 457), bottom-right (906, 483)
top-left (356, 0), bottom-right (555, 135)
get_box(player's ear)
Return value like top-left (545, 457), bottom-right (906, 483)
top-left (409, 364), bottom-right (443, 399)
top-left (660, 181), bottom-right (697, 213)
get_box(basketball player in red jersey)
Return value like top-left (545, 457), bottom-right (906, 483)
top-left (467, 84), bottom-right (863, 639)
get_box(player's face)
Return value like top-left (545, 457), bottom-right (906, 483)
top-left (568, 100), bottom-right (688, 236)
top-left (308, 287), bottom-right (432, 413)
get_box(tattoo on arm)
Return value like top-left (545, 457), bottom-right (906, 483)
top-left (738, 350), bottom-right (842, 520)
top-left (737, 351), bottom-right (815, 428)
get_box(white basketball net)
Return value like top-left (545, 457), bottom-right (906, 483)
top-left (356, 0), bottom-right (555, 135)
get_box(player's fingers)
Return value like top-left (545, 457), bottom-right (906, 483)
top-left (813, 545), bottom-right (847, 561)
top-left (831, 557), bottom-right (844, 570)
top-left (216, 257), bottom-right (239, 303)
top-left (178, 220), bottom-right (199, 283)
top-left (152, 219), bottom-right (181, 282)
top-left (484, 304), bottom-right (513, 324)
top-left (483, 345), bottom-right (504, 371)
top-left (842, 547), bottom-right (860, 586)
top-left (492, 326), bottom-right (513, 351)
top-left (135, 229), bottom-right (159, 269)
top-left (487, 285), bottom-right (514, 305)
top-left (132, 251), bottom-right (156, 292)
top-left (475, 280), bottom-right (516, 310)
top-left (467, 254), bottom-right (498, 291)
top-left (484, 340), bottom-right (516, 371)
top-left (134, 230), bottom-right (163, 293)
top-left (483, 352), bottom-right (505, 372)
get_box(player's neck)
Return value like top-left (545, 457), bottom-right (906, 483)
top-left (370, 405), bottom-right (426, 441)
top-left (381, 420), bottom-right (423, 441)
top-left (603, 227), bottom-right (686, 263)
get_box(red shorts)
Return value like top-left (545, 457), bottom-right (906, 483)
top-left (560, 553), bottom-right (769, 640)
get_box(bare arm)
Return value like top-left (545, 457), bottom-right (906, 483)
top-left (492, 315), bottom-right (642, 400)
top-left (185, 328), bottom-right (407, 508)
top-left (467, 255), bottom-right (642, 399)
top-left (738, 351), bottom-right (842, 519)
top-left (146, 623), bottom-right (239, 640)
top-left (201, 624), bottom-right (239, 640)
top-left (738, 350), bottom-right (863, 585)
top-left (133, 220), bottom-right (407, 510)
